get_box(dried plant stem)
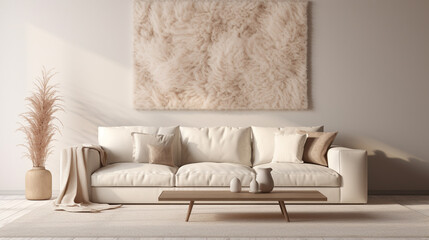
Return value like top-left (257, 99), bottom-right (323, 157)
top-left (18, 67), bottom-right (63, 167)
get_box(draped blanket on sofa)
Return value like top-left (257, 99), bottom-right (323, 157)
top-left (54, 145), bottom-right (120, 212)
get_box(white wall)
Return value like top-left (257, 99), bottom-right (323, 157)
top-left (1, 0), bottom-right (428, 193)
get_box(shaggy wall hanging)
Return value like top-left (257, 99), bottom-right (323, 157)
top-left (134, 0), bottom-right (308, 110)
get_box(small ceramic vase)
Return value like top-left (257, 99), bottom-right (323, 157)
top-left (25, 166), bottom-right (52, 200)
top-left (249, 178), bottom-right (259, 193)
top-left (255, 168), bottom-right (274, 193)
top-left (230, 177), bottom-right (241, 193)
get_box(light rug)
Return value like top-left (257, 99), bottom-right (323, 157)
top-left (1, 200), bottom-right (429, 238)
top-left (133, 0), bottom-right (308, 110)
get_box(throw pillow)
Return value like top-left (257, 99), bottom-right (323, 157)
top-left (251, 126), bottom-right (323, 166)
top-left (147, 141), bottom-right (175, 167)
top-left (131, 132), bottom-right (174, 165)
top-left (297, 131), bottom-right (338, 166)
top-left (99, 126), bottom-right (179, 164)
top-left (272, 133), bottom-right (307, 164)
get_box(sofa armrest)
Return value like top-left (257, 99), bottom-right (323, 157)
top-left (327, 147), bottom-right (368, 203)
top-left (84, 148), bottom-right (103, 175)
top-left (60, 147), bottom-right (103, 176)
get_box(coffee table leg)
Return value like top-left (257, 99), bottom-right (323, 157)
top-left (186, 200), bottom-right (194, 222)
top-left (279, 201), bottom-right (290, 222)
top-left (278, 201), bottom-right (285, 215)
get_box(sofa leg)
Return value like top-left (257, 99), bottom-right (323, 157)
top-left (186, 200), bottom-right (194, 222)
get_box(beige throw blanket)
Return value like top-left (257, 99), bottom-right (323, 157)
top-left (54, 145), bottom-right (121, 212)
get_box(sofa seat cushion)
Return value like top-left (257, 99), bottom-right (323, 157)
top-left (254, 163), bottom-right (340, 187)
top-left (176, 162), bottom-right (255, 187)
top-left (91, 163), bottom-right (177, 187)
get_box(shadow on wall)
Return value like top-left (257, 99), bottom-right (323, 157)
top-left (368, 150), bottom-right (429, 194)
top-left (60, 84), bottom-right (149, 145)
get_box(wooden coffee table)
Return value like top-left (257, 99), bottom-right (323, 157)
top-left (158, 190), bottom-right (327, 222)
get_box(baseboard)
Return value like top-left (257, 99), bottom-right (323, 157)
top-left (369, 190), bottom-right (429, 195)
top-left (0, 190), bottom-right (59, 195)
top-left (0, 190), bottom-right (25, 195)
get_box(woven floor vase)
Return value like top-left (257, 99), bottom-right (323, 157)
top-left (25, 167), bottom-right (52, 200)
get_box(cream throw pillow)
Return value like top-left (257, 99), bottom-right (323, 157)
top-left (272, 133), bottom-right (307, 163)
top-left (132, 132), bottom-right (174, 165)
top-left (297, 131), bottom-right (338, 166)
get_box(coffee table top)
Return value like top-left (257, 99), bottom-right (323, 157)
top-left (158, 190), bottom-right (327, 201)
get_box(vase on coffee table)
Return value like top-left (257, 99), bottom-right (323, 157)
top-left (230, 177), bottom-right (241, 193)
top-left (255, 168), bottom-right (274, 193)
top-left (249, 178), bottom-right (259, 193)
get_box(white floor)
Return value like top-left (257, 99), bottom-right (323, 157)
top-left (0, 195), bottom-right (428, 240)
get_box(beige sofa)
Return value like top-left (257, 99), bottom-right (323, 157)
top-left (62, 126), bottom-right (367, 204)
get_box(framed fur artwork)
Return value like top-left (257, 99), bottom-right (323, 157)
top-left (134, 0), bottom-right (308, 110)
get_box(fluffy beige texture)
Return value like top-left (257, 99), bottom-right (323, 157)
top-left (134, 0), bottom-right (308, 110)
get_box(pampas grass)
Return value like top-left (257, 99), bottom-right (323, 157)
top-left (18, 68), bottom-right (63, 167)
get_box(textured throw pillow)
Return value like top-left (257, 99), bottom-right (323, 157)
top-left (147, 141), bottom-right (174, 167)
top-left (132, 132), bottom-right (174, 164)
top-left (297, 131), bottom-right (338, 166)
top-left (272, 133), bottom-right (307, 164)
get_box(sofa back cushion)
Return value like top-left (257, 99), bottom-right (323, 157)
top-left (98, 126), bottom-right (180, 164)
top-left (180, 126), bottom-right (252, 166)
top-left (251, 126), bottom-right (323, 166)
